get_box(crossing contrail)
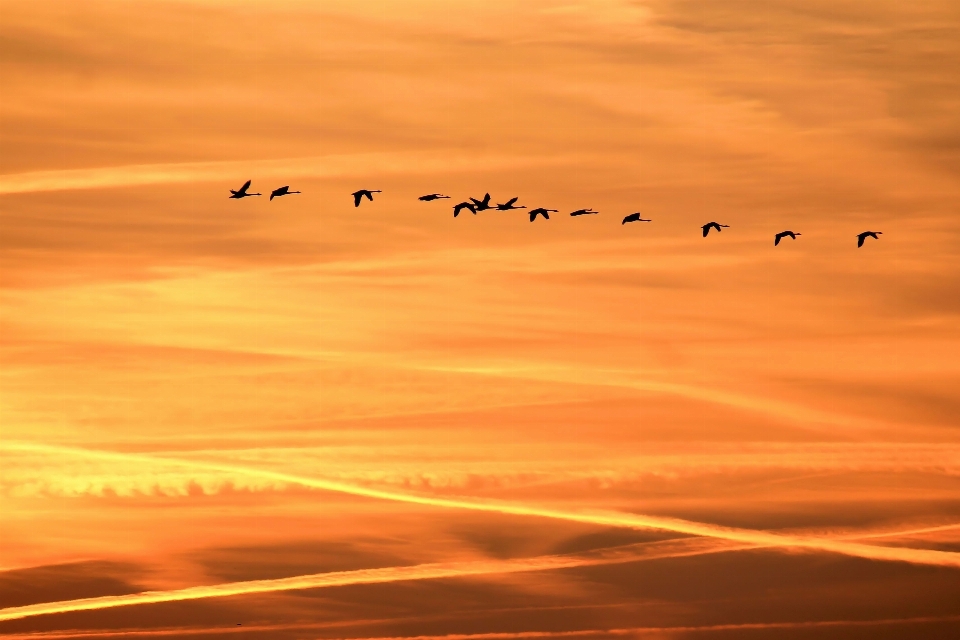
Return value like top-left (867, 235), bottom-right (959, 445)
top-left (3, 442), bottom-right (958, 570)
top-left (0, 537), bottom-right (747, 622)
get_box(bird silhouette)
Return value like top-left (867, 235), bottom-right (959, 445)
top-left (528, 207), bottom-right (557, 222)
top-left (496, 197), bottom-right (526, 211)
top-left (774, 230), bottom-right (801, 246)
top-left (570, 208), bottom-right (599, 216)
top-left (352, 189), bottom-right (381, 207)
top-left (269, 185), bottom-right (300, 201)
top-left (702, 222), bottom-right (729, 237)
top-left (229, 180), bottom-right (260, 199)
top-left (622, 213), bottom-right (652, 225)
top-left (419, 193), bottom-right (450, 201)
top-left (453, 201), bottom-right (477, 217)
top-left (857, 231), bottom-right (882, 247)
top-left (470, 193), bottom-right (493, 211)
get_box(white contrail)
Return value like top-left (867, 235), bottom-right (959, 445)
top-left (4, 442), bottom-right (959, 569)
top-left (0, 537), bottom-right (746, 622)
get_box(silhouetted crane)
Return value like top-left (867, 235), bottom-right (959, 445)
top-left (352, 189), bottom-right (381, 207)
top-left (529, 208), bottom-right (557, 222)
top-left (229, 180), bottom-right (260, 199)
top-left (774, 230), bottom-right (800, 246)
top-left (622, 213), bottom-right (652, 225)
top-left (857, 231), bottom-right (882, 247)
top-left (419, 193), bottom-right (450, 201)
top-left (269, 186), bottom-right (300, 201)
top-left (496, 197), bottom-right (526, 211)
top-left (453, 201), bottom-right (477, 217)
top-left (570, 208), bottom-right (599, 216)
top-left (702, 222), bottom-right (729, 237)
top-left (470, 193), bottom-right (492, 211)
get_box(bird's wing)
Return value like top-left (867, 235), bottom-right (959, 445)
top-left (702, 226), bottom-right (710, 237)
top-left (857, 235), bottom-right (865, 247)
top-left (353, 192), bottom-right (363, 207)
top-left (364, 191), bottom-right (373, 201)
top-left (543, 211), bottom-right (550, 219)
top-left (240, 180), bottom-right (251, 193)
top-left (506, 197), bottom-right (518, 206)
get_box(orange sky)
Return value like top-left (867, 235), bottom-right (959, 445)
top-left (1, 1), bottom-right (959, 638)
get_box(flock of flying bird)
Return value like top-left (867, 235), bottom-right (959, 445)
top-left (229, 180), bottom-right (885, 247)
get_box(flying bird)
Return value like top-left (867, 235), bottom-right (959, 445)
top-left (570, 208), bottom-right (599, 216)
top-left (496, 197), bottom-right (526, 211)
top-left (453, 201), bottom-right (477, 217)
top-left (269, 185), bottom-right (300, 201)
top-left (529, 207), bottom-right (557, 222)
top-left (774, 230), bottom-right (801, 246)
top-left (622, 213), bottom-right (652, 225)
top-left (857, 231), bottom-right (882, 247)
top-left (352, 189), bottom-right (381, 207)
top-left (702, 222), bottom-right (729, 237)
top-left (229, 180), bottom-right (260, 199)
top-left (470, 193), bottom-right (493, 211)
top-left (419, 193), bottom-right (450, 201)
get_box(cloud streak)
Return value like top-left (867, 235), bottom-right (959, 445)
top-left (0, 152), bottom-right (573, 196)
top-left (4, 442), bottom-right (959, 570)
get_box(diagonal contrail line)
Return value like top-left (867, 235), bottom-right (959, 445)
top-left (0, 538), bottom-right (745, 621)
top-left (4, 442), bottom-right (958, 570)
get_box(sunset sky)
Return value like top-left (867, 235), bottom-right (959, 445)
top-left (1, 0), bottom-right (959, 638)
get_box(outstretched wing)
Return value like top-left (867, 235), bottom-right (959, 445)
top-left (775, 233), bottom-right (783, 246)
top-left (235, 179), bottom-right (251, 195)
top-left (353, 192), bottom-right (363, 207)
top-left (364, 191), bottom-right (375, 201)
top-left (505, 197), bottom-right (518, 206)
top-left (857, 234), bottom-right (865, 247)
